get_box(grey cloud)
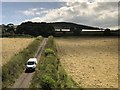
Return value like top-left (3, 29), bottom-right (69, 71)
top-left (93, 17), bottom-right (118, 28)
top-left (80, 2), bottom-right (88, 9)
top-left (94, 2), bottom-right (118, 12)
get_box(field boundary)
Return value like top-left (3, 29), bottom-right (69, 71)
top-left (12, 38), bottom-right (47, 88)
top-left (30, 36), bottom-right (81, 89)
top-left (2, 36), bottom-right (43, 88)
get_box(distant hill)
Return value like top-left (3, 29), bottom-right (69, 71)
top-left (48, 22), bottom-right (102, 30)
top-left (1, 22), bottom-right (102, 31)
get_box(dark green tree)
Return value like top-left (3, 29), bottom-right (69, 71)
top-left (104, 28), bottom-right (111, 36)
top-left (16, 22), bottom-right (55, 37)
top-left (2, 24), bottom-right (6, 35)
top-left (6, 23), bottom-right (15, 35)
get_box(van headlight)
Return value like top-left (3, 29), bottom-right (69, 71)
top-left (32, 66), bottom-right (35, 68)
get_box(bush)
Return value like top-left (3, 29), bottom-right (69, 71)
top-left (40, 75), bottom-right (55, 90)
top-left (44, 48), bottom-right (55, 56)
top-left (104, 29), bottom-right (111, 36)
top-left (45, 36), bottom-right (56, 51)
top-left (36, 36), bottom-right (42, 40)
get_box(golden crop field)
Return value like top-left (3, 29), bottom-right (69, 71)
top-left (1, 38), bottom-right (34, 65)
top-left (55, 37), bottom-right (118, 88)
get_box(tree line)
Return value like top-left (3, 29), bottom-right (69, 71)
top-left (2, 23), bottom-right (15, 36)
top-left (16, 22), bottom-right (55, 37)
top-left (2, 22), bottom-right (55, 37)
top-left (1, 21), bottom-right (115, 37)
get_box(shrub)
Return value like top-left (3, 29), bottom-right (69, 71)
top-left (44, 48), bottom-right (55, 56)
top-left (45, 36), bottom-right (56, 51)
top-left (36, 36), bottom-right (42, 40)
top-left (40, 75), bottom-right (55, 90)
top-left (104, 29), bottom-right (111, 36)
top-left (45, 64), bottom-right (58, 81)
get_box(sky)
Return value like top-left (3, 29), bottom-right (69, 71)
top-left (1, 0), bottom-right (119, 30)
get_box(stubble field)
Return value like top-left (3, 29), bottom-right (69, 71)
top-left (1, 38), bottom-right (34, 65)
top-left (55, 37), bottom-right (118, 88)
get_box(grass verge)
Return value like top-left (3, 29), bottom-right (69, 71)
top-left (2, 36), bottom-right (43, 88)
top-left (30, 36), bottom-right (82, 89)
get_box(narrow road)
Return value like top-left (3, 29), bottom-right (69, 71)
top-left (12, 38), bottom-right (47, 88)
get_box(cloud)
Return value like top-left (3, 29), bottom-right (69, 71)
top-left (23, 2), bottom-right (118, 29)
top-left (20, 8), bottom-right (46, 16)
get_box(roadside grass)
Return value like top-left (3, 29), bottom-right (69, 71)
top-left (30, 36), bottom-right (81, 89)
top-left (2, 36), bottom-right (43, 88)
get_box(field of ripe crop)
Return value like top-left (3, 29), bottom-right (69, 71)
top-left (1, 38), bottom-right (34, 65)
top-left (55, 37), bottom-right (118, 88)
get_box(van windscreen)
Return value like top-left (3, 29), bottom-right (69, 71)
top-left (27, 62), bottom-right (34, 65)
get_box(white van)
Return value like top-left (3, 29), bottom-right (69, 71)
top-left (26, 58), bottom-right (37, 70)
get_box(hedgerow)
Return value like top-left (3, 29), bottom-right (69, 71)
top-left (30, 36), bottom-right (81, 89)
top-left (2, 36), bottom-right (43, 88)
